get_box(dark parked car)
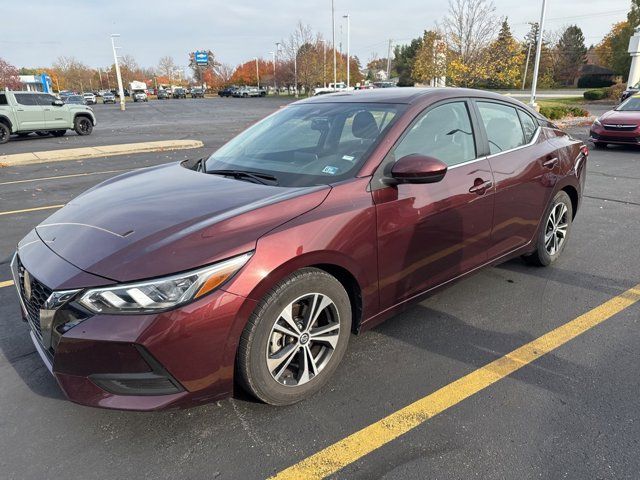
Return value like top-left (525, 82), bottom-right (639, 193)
top-left (157, 89), bottom-right (171, 100)
top-left (11, 88), bottom-right (587, 411)
top-left (64, 95), bottom-right (86, 105)
top-left (172, 88), bottom-right (187, 99)
top-left (590, 93), bottom-right (640, 147)
top-left (619, 82), bottom-right (640, 103)
top-left (218, 86), bottom-right (239, 97)
top-left (191, 87), bottom-right (205, 98)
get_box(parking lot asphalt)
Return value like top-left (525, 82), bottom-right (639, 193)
top-left (1, 98), bottom-right (639, 479)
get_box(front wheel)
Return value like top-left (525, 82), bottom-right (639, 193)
top-left (237, 268), bottom-right (352, 405)
top-left (74, 117), bottom-right (93, 136)
top-left (523, 190), bottom-right (573, 267)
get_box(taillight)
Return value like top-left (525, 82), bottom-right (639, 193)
top-left (580, 145), bottom-right (589, 157)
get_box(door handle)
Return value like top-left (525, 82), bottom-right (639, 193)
top-left (543, 157), bottom-right (559, 168)
top-left (469, 180), bottom-right (493, 194)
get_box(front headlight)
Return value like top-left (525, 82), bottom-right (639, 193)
top-left (593, 118), bottom-right (602, 127)
top-left (78, 252), bottom-right (252, 314)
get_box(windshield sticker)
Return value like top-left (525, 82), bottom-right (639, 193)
top-left (322, 166), bottom-right (339, 175)
top-left (342, 155), bottom-right (355, 162)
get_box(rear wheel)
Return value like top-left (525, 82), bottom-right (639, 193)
top-left (237, 268), bottom-right (352, 405)
top-left (523, 190), bottom-right (573, 267)
top-left (74, 116), bottom-right (93, 136)
top-left (0, 123), bottom-right (10, 144)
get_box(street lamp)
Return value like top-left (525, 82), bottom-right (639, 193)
top-left (343, 14), bottom-right (350, 88)
top-left (269, 51), bottom-right (276, 93)
top-left (110, 34), bottom-right (125, 111)
top-left (331, 0), bottom-right (337, 89)
top-left (254, 57), bottom-right (260, 88)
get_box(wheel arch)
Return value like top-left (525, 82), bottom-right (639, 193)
top-left (310, 263), bottom-right (363, 333)
top-left (73, 112), bottom-right (95, 125)
top-left (561, 184), bottom-right (579, 219)
top-left (0, 115), bottom-right (13, 132)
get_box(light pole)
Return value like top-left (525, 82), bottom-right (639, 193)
top-left (332, 0), bottom-right (337, 89)
top-left (322, 39), bottom-right (327, 88)
top-left (276, 42), bottom-right (282, 94)
top-left (110, 34), bottom-right (125, 111)
top-left (254, 57), bottom-right (260, 88)
top-left (269, 51), bottom-right (276, 93)
top-left (343, 14), bottom-right (350, 88)
top-left (530, 0), bottom-right (547, 108)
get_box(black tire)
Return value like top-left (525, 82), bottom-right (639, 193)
top-left (74, 116), bottom-right (93, 136)
top-left (52, 130), bottom-right (66, 137)
top-left (237, 268), bottom-right (352, 405)
top-left (35, 131), bottom-right (50, 137)
top-left (523, 190), bottom-right (573, 267)
top-left (0, 123), bottom-right (10, 144)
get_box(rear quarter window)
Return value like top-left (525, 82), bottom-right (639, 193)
top-left (0, 94), bottom-right (7, 105)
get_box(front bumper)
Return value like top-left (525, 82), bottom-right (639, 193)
top-left (590, 126), bottom-right (640, 145)
top-left (12, 234), bottom-right (256, 411)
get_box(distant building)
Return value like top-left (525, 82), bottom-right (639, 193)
top-left (18, 74), bottom-right (52, 92)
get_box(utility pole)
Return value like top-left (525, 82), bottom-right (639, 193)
top-left (254, 57), bottom-right (260, 88)
top-left (323, 40), bottom-right (327, 88)
top-left (343, 14), bottom-right (350, 88)
top-left (530, 0), bottom-right (547, 108)
top-left (110, 34), bottom-right (125, 111)
top-left (97, 68), bottom-right (103, 90)
top-left (386, 39), bottom-right (393, 80)
top-left (522, 39), bottom-right (533, 90)
top-left (276, 42), bottom-right (281, 94)
top-left (332, 0), bottom-right (337, 88)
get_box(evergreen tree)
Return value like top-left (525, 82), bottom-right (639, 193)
top-left (393, 36), bottom-right (423, 86)
top-left (485, 19), bottom-right (524, 88)
top-left (554, 25), bottom-right (587, 86)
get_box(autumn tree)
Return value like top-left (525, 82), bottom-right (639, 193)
top-left (521, 23), bottom-right (556, 89)
top-left (596, 21), bottom-right (634, 78)
top-left (230, 58), bottom-right (273, 86)
top-left (442, 0), bottom-right (498, 87)
top-left (554, 25), bottom-right (587, 86)
top-left (188, 50), bottom-right (221, 84)
top-left (412, 31), bottom-right (447, 86)
top-left (0, 57), bottom-right (20, 90)
top-left (484, 19), bottom-right (524, 88)
top-left (52, 56), bottom-right (94, 91)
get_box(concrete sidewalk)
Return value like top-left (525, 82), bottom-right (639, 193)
top-left (0, 139), bottom-right (203, 167)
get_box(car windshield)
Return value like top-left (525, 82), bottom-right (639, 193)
top-left (616, 97), bottom-right (640, 111)
top-left (67, 96), bottom-right (82, 102)
top-left (204, 102), bottom-right (403, 187)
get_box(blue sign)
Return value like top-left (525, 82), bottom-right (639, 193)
top-left (195, 51), bottom-right (208, 66)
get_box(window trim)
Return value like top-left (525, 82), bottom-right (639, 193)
top-left (471, 99), bottom-right (541, 159)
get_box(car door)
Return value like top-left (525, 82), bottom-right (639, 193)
top-left (12, 93), bottom-right (45, 130)
top-left (373, 100), bottom-right (495, 309)
top-left (474, 101), bottom-right (559, 259)
top-left (36, 93), bottom-right (68, 130)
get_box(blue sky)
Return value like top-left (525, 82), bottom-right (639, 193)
top-left (0, 0), bottom-right (632, 72)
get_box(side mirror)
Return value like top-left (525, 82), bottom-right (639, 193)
top-left (52, 99), bottom-right (64, 107)
top-left (390, 154), bottom-right (448, 184)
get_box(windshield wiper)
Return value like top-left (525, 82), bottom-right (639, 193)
top-left (207, 169), bottom-right (279, 186)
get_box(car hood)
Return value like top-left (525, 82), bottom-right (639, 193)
top-left (600, 110), bottom-right (640, 124)
top-left (36, 163), bottom-right (330, 282)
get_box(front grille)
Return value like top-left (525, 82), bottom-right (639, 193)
top-left (603, 124), bottom-right (637, 131)
top-left (16, 257), bottom-right (52, 341)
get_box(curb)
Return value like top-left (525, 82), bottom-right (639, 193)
top-left (0, 139), bottom-right (204, 167)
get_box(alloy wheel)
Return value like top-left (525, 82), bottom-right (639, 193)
top-left (78, 119), bottom-right (91, 134)
top-left (266, 293), bottom-right (340, 387)
top-left (545, 202), bottom-right (568, 256)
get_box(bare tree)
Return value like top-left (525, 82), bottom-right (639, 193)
top-left (157, 56), bottom-right (177, 79)
top-left (0, 57), bottom-right (20, 90)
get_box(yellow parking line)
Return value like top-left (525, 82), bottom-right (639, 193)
top-left (0, 204), bottom-right (64, 217)
top-left (0, 280), bottom-right (14, 289)
top-left (271, 282), bottom-right (640, 480)
top-left (0, 168), bottom-right (133, 186)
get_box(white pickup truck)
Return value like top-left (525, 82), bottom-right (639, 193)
top-left (0, 91), bottom-right (96, 144)
top-left (313, 82), bottom-right (351, 96)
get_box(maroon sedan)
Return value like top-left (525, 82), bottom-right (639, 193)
top-left (11, 88), bottom-right (587, 410)
top-left (590, 94), bottom-right (640, 147)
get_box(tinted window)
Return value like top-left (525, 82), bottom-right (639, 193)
top-left (35, 94), bottom-right (57, 106)
top-left (518, 110), bottom-right (538, 143)
top-left (0, 94), bottom-right (7, 105)
top-left (14, 94), bottom-right (39, 106)
top-left (205, 102), bottom-right (403, 187)
top-left (477, 102), bottom-right (525, 154)
top-left (393, 102), bottom-right (476, 166)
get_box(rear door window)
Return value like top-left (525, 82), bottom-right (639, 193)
top-left (14, 94), bottom-right (39, 106)
top-left (477, 102), bottom-right (525, 154)
top-left (35, 94), bottom-right (57, 106)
